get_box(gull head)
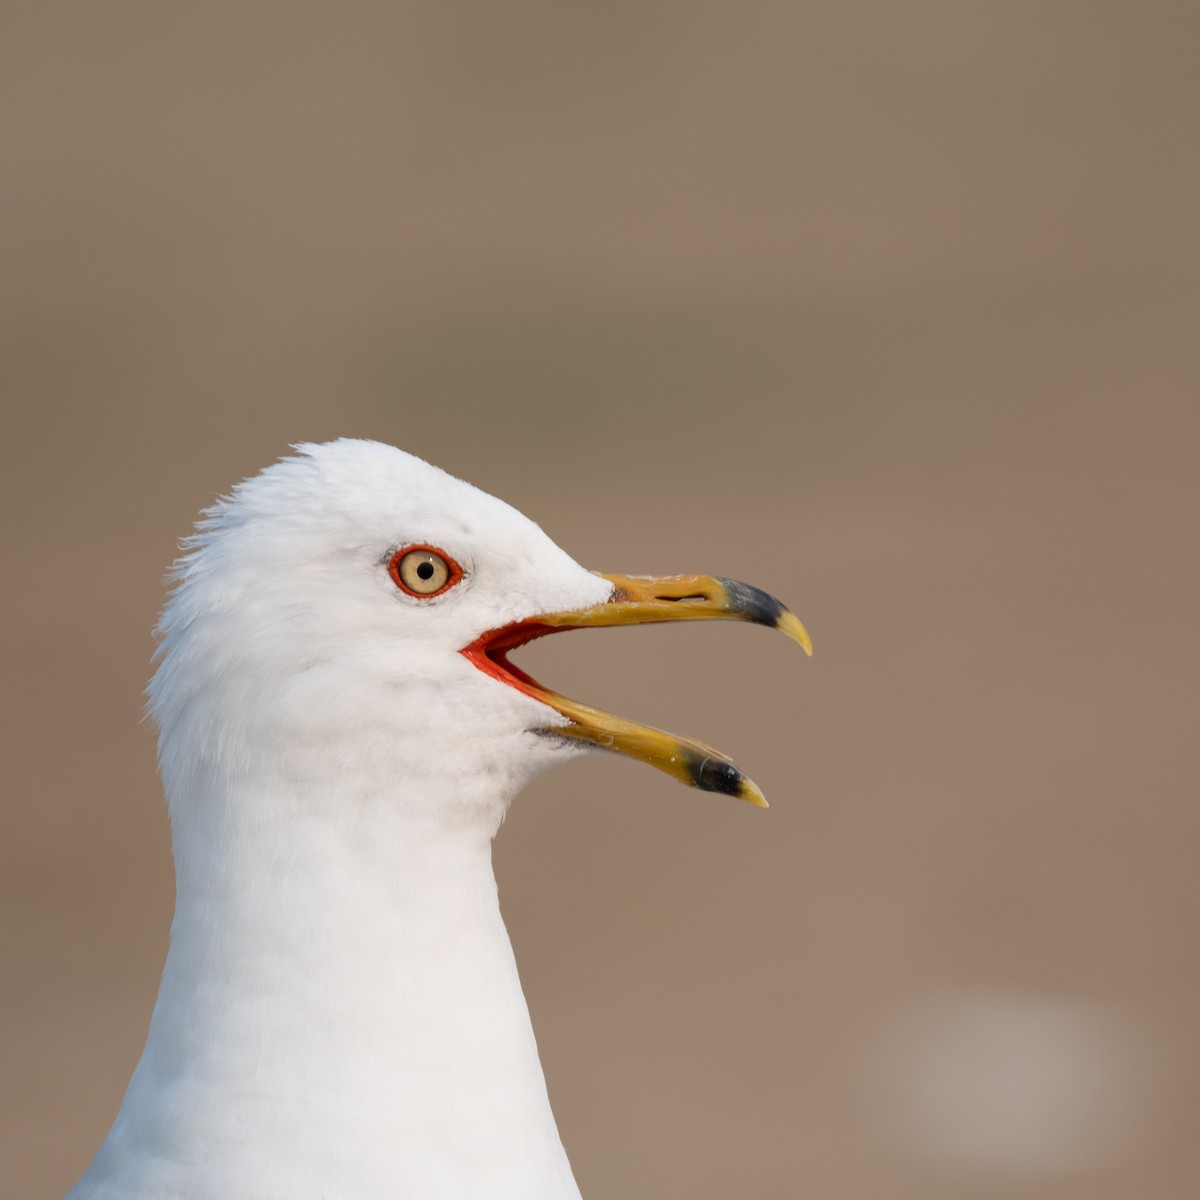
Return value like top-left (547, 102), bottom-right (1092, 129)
top-left (148, 439), bottom-right (809, 834)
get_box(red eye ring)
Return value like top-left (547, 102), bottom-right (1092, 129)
top-left (388, 544), bottom-right (464, 599)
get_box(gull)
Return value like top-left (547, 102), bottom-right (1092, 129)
top-left (66, 439), bottom-right (810, 1200)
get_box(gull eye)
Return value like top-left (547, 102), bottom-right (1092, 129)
top-left (389, 545), bottom-right (462, 598)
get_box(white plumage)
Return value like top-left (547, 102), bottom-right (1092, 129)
top-left (67, 439), bottom-right (808, 1200)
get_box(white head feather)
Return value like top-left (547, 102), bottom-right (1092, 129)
top-left (149, 438), bottom-right (610, 831)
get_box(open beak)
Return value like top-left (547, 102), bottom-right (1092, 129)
top-left (462, 573), bottom-right (811, 807)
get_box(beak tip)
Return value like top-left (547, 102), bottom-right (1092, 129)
top-left (742, 781), bottom-right (770, 809)
top-left (777, 611), bottom-right (814, 656)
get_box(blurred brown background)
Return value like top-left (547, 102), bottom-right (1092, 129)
top-left (3, 4), bottom-right (1197, 1197)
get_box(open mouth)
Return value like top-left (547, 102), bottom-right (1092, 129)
top-left (462, 573), bottom-right (811, 807)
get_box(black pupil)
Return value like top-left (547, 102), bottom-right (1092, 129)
top-left (416, 559), bottom-right (435, 581)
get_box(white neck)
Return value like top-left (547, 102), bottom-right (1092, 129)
top-left (70, 769), bottom-right (581, 1200)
